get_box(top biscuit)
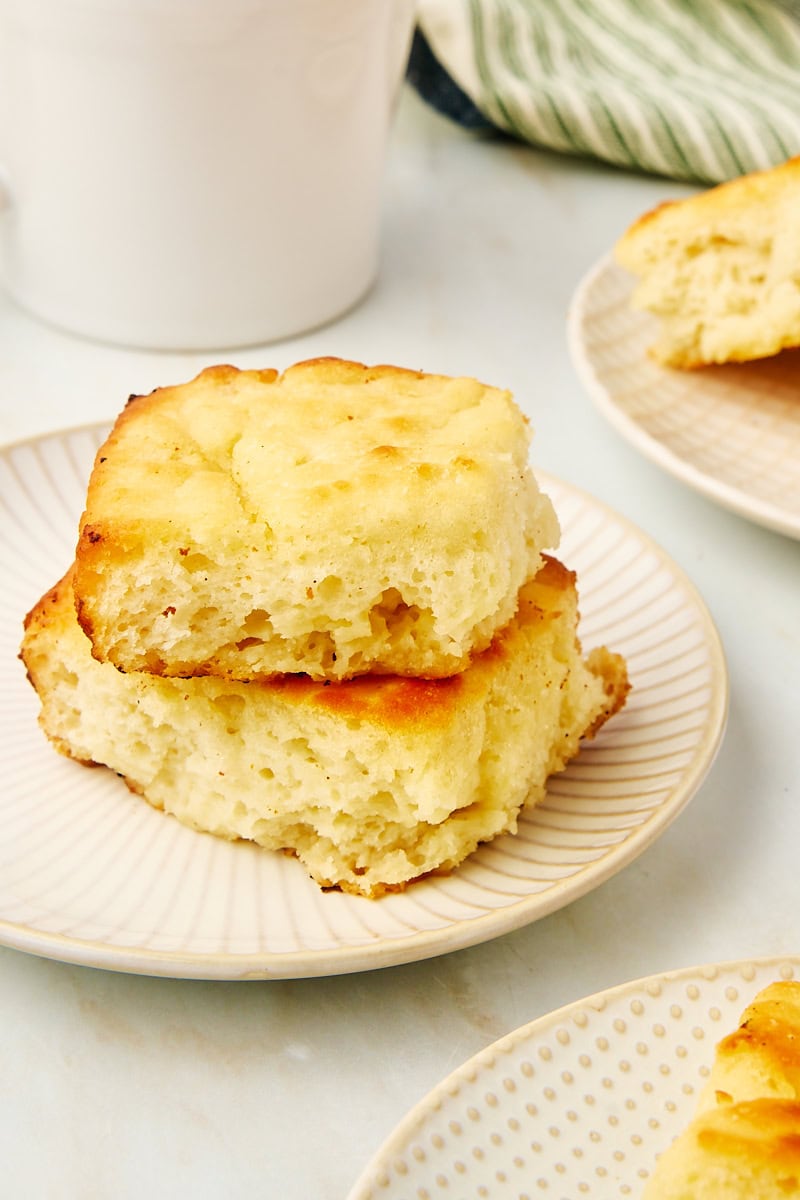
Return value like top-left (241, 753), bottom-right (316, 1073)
top-left (74, 358), bottom-right (559, 681)
top-left (615, 155), bottom-right (800, 368)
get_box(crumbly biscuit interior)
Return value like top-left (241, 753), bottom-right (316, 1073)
top-left (615, 161), bottom-right (800, 367)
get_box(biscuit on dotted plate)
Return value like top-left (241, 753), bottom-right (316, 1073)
top-left (643, 981), bottom-right (800, 1199)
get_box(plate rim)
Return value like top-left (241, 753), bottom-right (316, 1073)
top-left (568, 253), bottom-right (800, 541)
top-left (346, 952), bottom-right (800, 1198)
top-left (0, 423), bottom-right (729, 980)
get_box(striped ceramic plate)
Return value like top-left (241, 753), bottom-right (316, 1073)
top-left (569, 254), bottom-right (800, 540)
top-left (0, 426), bottom-right (728, 979)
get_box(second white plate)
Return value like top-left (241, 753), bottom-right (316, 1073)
top-left (0, 425), bottom-right (728, 979)
top-left (348, 955), bottom-right (800, 1199)
top-left (569, 254), bottom-right (800, 540)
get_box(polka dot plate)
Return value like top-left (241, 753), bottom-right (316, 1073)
top-left (1, 424), bottom-right (726, 979)
top-left (569, 254), bottom-right (800, 540)
top-left (347, 955), bottom-right (800, 1199)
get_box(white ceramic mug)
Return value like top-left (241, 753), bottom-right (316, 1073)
top-left (0, 0), bottom-right (415, 350)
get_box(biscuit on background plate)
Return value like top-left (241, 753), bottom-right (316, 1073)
top-left (615, 156), bottom-right (800, 369)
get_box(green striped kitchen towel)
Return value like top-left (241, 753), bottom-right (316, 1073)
top-left (411, 0), bottom-right (800, 183)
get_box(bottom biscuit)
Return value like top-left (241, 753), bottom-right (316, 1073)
top-left (20, 556), bottom-right (629, 898)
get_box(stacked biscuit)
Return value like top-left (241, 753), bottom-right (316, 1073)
top-left (615, 155), bottom-right (800, 368)
top-left (644, 981), bottom-right (800, 1198)
top-left (20, 358), bottom-right (629, 897)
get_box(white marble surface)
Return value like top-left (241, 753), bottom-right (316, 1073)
top-left (1, 88), bottom-right (798, 1199)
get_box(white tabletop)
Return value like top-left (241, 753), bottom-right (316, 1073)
top-left (1, 88), bottom-right (798, 1200)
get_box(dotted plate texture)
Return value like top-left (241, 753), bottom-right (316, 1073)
top-left (1, 425), bottom-right (727, 979)
top-left (569, 255), bottom-right (800, 540)
top-left (348, 956), bottom-right (800, 1200)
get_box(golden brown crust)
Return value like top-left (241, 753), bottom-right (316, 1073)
top-left (645, 982), bottom-right (800, 1197)
top-left (583, 646), bottom-right (632, 737)
top-left (696, 1099), bottom-right (800, 1170)
top-left (281, 356), bottom-right (430, 386)
top-left (708, 981), bottom-right (800, 1105)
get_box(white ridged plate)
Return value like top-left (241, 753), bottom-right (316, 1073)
top-left (348, 955), bottom-right (800, 1199)
top-left (0, 425), bottom-right (728, 979)
top-left (569, 254), bottom-right (800, 540)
